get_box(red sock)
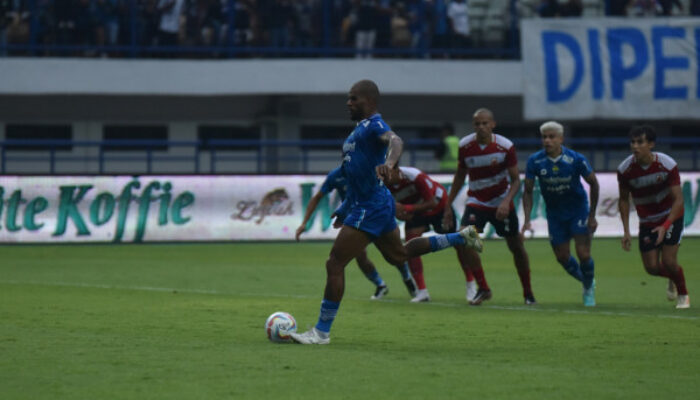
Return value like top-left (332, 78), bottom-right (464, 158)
top-left (408, 257), bottom-right (426, 290)
top-left (516, 265), bottom-right (533, 298)
top-left (670, 265), bottom-right (689, 296)
top-left (655, 264), bottom-right (671, 278)
top-left (456, 248), bottom-right (483, 288)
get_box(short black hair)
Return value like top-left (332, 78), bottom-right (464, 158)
top-left (629, 124), bottom-right (656, 143)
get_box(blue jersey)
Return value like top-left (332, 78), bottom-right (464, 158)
top-left (525, 146), bottom-right (593, 219)
top-left (320, 166), bottom-right (348, 200)
top-left (341, 113), bottom-right (392, 204)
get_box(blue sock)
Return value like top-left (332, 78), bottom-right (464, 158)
top-left (560, 256), bottom-right (584, 282)
top-left (429, 232), bottom-right (465, 252)
top-left (364, 270), bottom-right (385, 287)
top-left (398, 262), bottom-right (412, 280)
top-left (315, 299), bottom-right (340, 334)
top-left (581, 258), bottom-right (595, 290)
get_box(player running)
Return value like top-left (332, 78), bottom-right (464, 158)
top-left (290, 80), bottom-right (482, 345)
top-left (444, 108), bottom-right (536, 306)
top-left (296, 165), bottom-right (418, 300)
top-left (521, 121), bottom-right (599, 306)
top-left (384, 163), bottom-right (489, 303)
top-left (617, 125), bottom-right (690, 309)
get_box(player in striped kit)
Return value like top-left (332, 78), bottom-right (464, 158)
top-left (384, 164), bottom-right (490, 303)
top-left (444, 108), bottom-right (536, 305)
top-left (617, 125), bottom-right (690, 309)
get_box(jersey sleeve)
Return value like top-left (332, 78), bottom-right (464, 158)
top-left (505, 145), bottom-right (518, 168)
top-left (525, 156), bottom-right (536, 180)
top-left (575, 153), bottom-right (594, 177)
top-left (320, 168), bottom-right (340, 194)
top-left (616, 171), bottom-right (629, 190)
top-left (370, 119), bottom-right (391, 138)
top-left (414, 173), bottom-right (436, 203)
top-left (668, 166), bottom-right (681, 186)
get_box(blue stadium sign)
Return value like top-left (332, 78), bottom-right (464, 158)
top-left (522, 18), bottom-right (700, 120)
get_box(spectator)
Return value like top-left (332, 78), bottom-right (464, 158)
top-left (390, 1), bottom-right (411, 49)
top-left (538, 0), bottom-right (559, 17)
top-left (692, 0), bottom-right (700, 15)
top-left (157, 0), bottom-right (185, 48)
top-left (374, 0), bottom-right (392, 50)
top-left (354, 0), bottom-right (378, 59)
top-left (3, 0), bottom-right (30, 51)
top-left (608, 0), bottom-right (630, 15)
top-left (267, 0), bottom-right (294, 51)
top-left (184, 0), bottom-right (222, 48)
top-left (447, 0), bottom-right (470, 50)
top-left (293, 0), bottom-right (317, 48)
top-left (93, 0), bottom-right (121, 52)
top-left (627, 0), bottom-right (659, 16)
top-left (406, 0), bottom-right (428, 54)
top-left (657, 0), bottom-right (682, 15)
top-left (559, 0), bottom-right (583, 16)
top-left (431, 0), bottom-right (450, 54)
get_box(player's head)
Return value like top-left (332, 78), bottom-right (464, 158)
top-left (539, 121), bottom-right (564, 156)
top-left (629, 125), bottom-right (656, 161)
top-left (472, 108), bottom-right (495, 138)
top-left (347, 80), bottom-right (380, 121)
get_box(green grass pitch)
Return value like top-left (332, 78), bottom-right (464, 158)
top-left (1, 238), bottom-right (698, 399)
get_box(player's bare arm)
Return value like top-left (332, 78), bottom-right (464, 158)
top-left (296, 191), bottom-right (325, 241)
top-left (584, 172), bottom-right (600, 234)
top-left (651, 184), bottom-right (684, 245)
top-left (496, 165), bottom-right (520, 220)
top-left (618, 184), bottom-right (632, 251)
top-left (521, 178), bottom-right (535, 236)
top-left (376, 130), bottom-right (403, 181)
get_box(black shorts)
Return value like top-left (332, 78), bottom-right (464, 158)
top-left (405, 206), bottom-right (456, 234)
top-left (460, 205), bottom-right (519, 237)
top-left (638, 218), bottom-right (683, 253)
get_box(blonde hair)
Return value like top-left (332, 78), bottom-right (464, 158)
top-left (539, 121), bottom-right (564, 136)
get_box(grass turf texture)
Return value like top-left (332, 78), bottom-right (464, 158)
top-left (1, 238), bottom-right (698, 400)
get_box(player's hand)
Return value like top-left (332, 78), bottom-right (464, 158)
top-left (331, 213), bottom-right (343, 229)
top-left (495, 202), bottom-right (509, 220)
top-left (375, 164), bottom-right (391, 182)
top-left (442, 207), bottom-right (454, 231)
top-left (520, 221), bottom-right (533, 239)
top-left (295, 225), bottom-right (306, 241)
top-left (621, 233), bottom-right (631, 252)
top-left (588, 216), bottom-right (598, 234)
top-left (652, 225), bottom-right (666, 246)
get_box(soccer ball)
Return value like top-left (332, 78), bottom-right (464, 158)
top-left (265, 311), bottom-right (297, 343)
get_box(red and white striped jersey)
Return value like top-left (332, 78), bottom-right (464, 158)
top-left (387, 166), bottom-right (448, 217)
top-left (617, 152), bottom-right (682, 228)
top-left (458, 133), bottom-right (517, 211)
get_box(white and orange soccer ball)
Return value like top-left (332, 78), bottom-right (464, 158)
top-left (265, 311), bottom-right (297, 343)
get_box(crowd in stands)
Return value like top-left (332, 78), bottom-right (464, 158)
top-left (1, 0), bottom-right (699, 58)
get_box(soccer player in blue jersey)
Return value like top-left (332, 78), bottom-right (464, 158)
top-left (521, 121), bottom-right (600, 306)
top-left (295, 165), bottom-right (419, 300)
top-left (290, 79), bottom-right (482, 344)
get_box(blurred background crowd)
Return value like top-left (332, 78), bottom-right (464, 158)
top-left (1, 0), bottom-right (699, 58)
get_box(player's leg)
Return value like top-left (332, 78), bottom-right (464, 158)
top-left (573, 233), bottom-right (595, 306)
top-left (659, 219), bottom-right (689, 308)
top-left (660, 244), bottom-right (689, 308)
top-left (458, 206), bottom-right (491, 304)
top-left (405, 224), bottom-right (431, 302)
top-left (549, 216), bottom-right (584, 282)
top-left (573, 233), bottom-right (594, 289)
top-left (291, 225), bottom-right (370, 344)
top-left (496, 209), bottom-right (536, 304)
top-left (355, 249), bottom-right (388, 300)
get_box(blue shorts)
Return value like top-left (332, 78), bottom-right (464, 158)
top-left (547, 209), bottom-right (589, 246)
top-left (344, 192), bottom-right (397, 240)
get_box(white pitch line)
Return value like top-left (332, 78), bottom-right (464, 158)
top-left (1, 279), bottom-right (698, 321)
